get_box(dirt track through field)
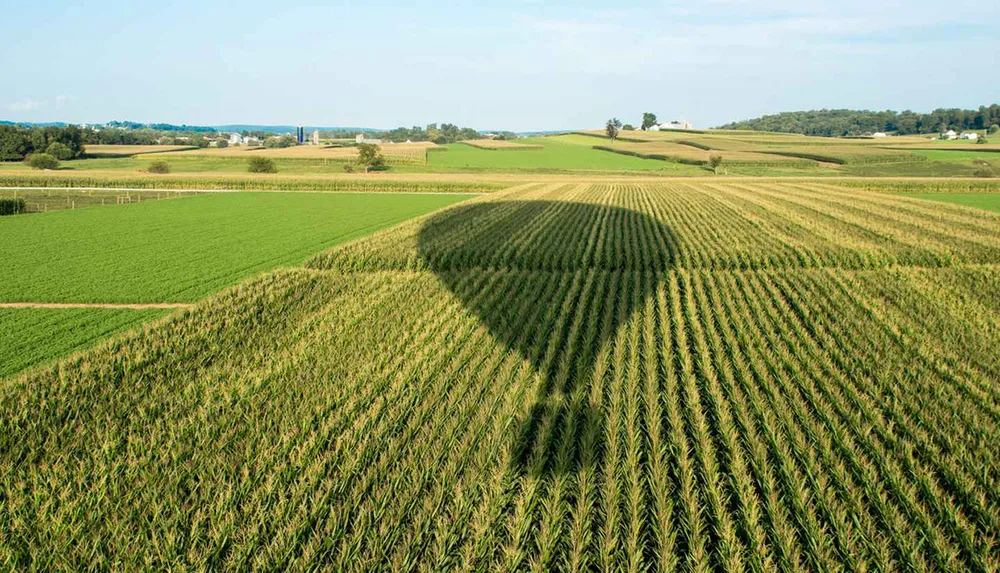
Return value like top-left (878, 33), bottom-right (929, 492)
top-left (0, 302), bottom-right (193, 310)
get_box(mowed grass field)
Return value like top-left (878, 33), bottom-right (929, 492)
top-left (0, 190), bottom-right (474, 376)
top-left (907, 191), bottom-right (1000, 213)
top-left (427, 137), bottom-right (705, 174)
top-left (0, 191), bottom-right (475, 303)
top-left (3, 181), bottom-right (1000, 570)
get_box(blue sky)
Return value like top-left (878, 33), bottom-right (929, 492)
top-left (2, 0), bottom-right (997, 131)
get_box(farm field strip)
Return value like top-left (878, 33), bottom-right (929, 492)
top-left (0, 302), bottom-right (194, 309)
top-left (592, 140), bottom-right (816, 166)
top-left (3, 180), bottom-right (999, 569)
top-left (905, 192), bottom-right (1000, 213)
top-left (0, 172), bottom-right (503, 193)
top-left (309, 181), bottom-right (1000, 272)
top-left (0, 191), bottom-right (475, 303)
top-left (84, 144), bottom-right (197, 157)
top-left (459, 139), bottom-right (544, 150)
top-left (0, 186), bottom-right (489, 196)
top-left (159, 142), bottom-right (439, 164)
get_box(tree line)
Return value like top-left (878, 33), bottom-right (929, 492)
top-left (0, 124), bottom-right (86, 161)
top-left (0, 124), bottom-right (226, 161)
top-left (320, 123), bottom-right (492, 144)
top-left (718, 105), bottom-right (1000, 136)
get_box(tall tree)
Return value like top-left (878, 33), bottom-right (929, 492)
top-left (641, 112), bottom-right (658, 131)
top-left (606, 118), bottom-right (622, 142)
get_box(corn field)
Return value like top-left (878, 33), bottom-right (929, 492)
top-left (2, 181), bottom-right (999, 570)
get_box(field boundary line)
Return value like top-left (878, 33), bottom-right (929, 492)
top-left (0, 187), bottom-right (488, 196)
top-left (0, 302), bottom-right (193, 310)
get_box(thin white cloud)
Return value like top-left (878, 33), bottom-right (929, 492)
top-left (8, 98), bottom-right (44, 112)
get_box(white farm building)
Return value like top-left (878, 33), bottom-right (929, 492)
top-left (648, 120), bottom-right (693, 131)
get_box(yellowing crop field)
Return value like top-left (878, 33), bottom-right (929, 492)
top-left (5, 180), bottom-right (1000, 570)
top-left (460, 139), bottom-right (544, 150)
top-left (162, 142), bottom-right (439, 164)
top-left (84, 144), bottom-right (197, 156)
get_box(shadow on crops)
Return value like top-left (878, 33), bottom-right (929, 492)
top-left (417, 200), bottom-right (675, 477)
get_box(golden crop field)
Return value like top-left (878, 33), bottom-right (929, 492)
top-left (160, 142), bottom-right (439, 164)
top-left (84, 144), bottom-right (197, 157)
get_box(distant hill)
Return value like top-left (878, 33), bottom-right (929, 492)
top-left (718, 105), bottom-right (999, 137)
top-left (214, 125), bottom-right (376, 134)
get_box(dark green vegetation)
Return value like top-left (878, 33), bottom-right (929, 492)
top-left (0, 198), bottom-right (24, 215)
top-left (147, 159), bottom-right (171, 174)
top-left (247, 156), bottom-right (277, 173)
top-left (0, 124), bottom-right (85, 161)
top-left (3, 182), bottom-right (999, 570)
top-left (719, 104), bottom-right (1000, 136)
top-left (25, 153), bottom-right (59, 170)
top-left (0, 308), bottom-right (167, 378)
top-left (0, 191), bottom-right (474, 304)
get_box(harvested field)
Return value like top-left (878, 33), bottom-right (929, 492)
top-left (163, 141), bottom-right (439, 164)
top-left (460, 139), bottom-right (544, 150)
top-left (84, 144), bottom-right (197, 157)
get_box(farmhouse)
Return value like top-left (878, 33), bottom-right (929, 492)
top-left (228, 133), bottom-right (244, 145)
top-left (960, 132), bottom-right (979, 140)
top-left (648, 120), bottom-right (693, 131)
top-left (356, 133), bottom-right (383, 145)
top-left (872, 132), bottom-right (888, 138)
top-left (942, 129), bottom-right (958, 140)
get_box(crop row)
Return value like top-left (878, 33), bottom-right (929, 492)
top-left (2, 263), bottom-right (998, 570)
top-left (307, 181), bottom-right (1000, 272)
top-left (0, 173), bottom-right (502, 194)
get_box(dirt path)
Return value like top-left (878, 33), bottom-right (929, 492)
top-left (0, 302), bottom-right (193, 310)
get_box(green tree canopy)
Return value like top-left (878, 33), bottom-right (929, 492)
top-left (356, 143), bottom-right (385, 173)
top-left (46, 142), bottom-right (75, 160)
top-left (27, 153), bottom-right (60, 170)
top-left (641, 112), bottom-right (658, 131)
top-left (605, 118), bottom-right (622, 142)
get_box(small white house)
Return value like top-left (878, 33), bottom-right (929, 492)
top-left (872, 132), bottom-right (888, 138)
top-left (228, 133), bottom-right (244, 145)
top-left (960, 132), bottom-right (979, 140)
top-left (943, 130), bottom-right (958, 140)
top-left (649, 120), bottom-right (692, 131)
top-left (355, 133), bottom-right (383, 145)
